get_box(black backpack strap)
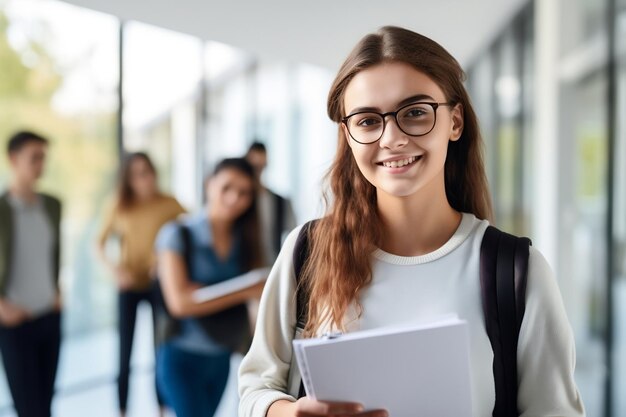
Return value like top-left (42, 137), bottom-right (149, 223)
top-left (480, 225), bottom-right (531, 417)
top-left (274, 193), bottom-right (285, 255)
top-left (154, 222), bottom-right (193, 346)
top-left (292, 220), bottom-right (318, 399)
top-left (179, 223), bottom-right (192, 268)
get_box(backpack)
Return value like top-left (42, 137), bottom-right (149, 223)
top-left (273, 192), bottom-right (286, 256)
top-left (152, 223), bottom-right (251, 353)
top-left (292, 221), bottom-right (531, 417)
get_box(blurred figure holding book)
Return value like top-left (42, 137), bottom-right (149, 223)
top-left (155, 157), bottom-right (264, 417)
top-left (239, 27), bottom-right (585, 417)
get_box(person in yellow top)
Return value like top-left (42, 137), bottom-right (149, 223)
top-left (97, 152), bottom-right (185, 417)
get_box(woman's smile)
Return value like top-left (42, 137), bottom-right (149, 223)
top-left (375, 154), bottom-right (423, 173)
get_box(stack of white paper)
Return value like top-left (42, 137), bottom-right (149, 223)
top-left (191, 267), bottom-right (271, 303)
top-left (292, 316), bottom-right (473, 417)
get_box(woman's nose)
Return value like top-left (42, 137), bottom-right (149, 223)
top-left (378, 117), bottom-right (409, 149)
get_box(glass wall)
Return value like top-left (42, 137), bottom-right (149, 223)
top-left (558, 0), bottom-right (610, 414)
top-left (612, 0), bottom-right (626, 414)
top-left (203, 41), bottom-right (255, 169)
top-left (469, 0), bottom-right (625, 415)
top-left (0, 1), bottom-right (335, 413)
top-left (0, 0), bottom-right (120, 410)
top-left (123, 21), bottom-right (204, 209)
top-left (202, 44), bottom-right (336, 222)
top-left (467, 8), bottom-right (533, 236)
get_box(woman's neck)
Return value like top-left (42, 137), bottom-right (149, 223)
top-left (377, 183), bottom-right (462, 257)
top-left (208, 209), bottom-right (234, 234)
top-left (208, 209), bottom-right (236, 260)
top-left (134, 189), bottom-right (158, 202)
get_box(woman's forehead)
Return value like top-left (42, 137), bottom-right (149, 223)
top-left (343, 62), bottom-right (446, 113)
top-left (213, 168), bottom-right (252, 184)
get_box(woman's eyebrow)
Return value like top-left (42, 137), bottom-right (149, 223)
top-left (397, 94), bottom-right (436, 107)
top-left (346, 94), bottom-right (436, 115)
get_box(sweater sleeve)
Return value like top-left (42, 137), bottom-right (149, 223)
top-left (517, 247), bottom-right (586, 416)
top-left (238, 225), bottom-right (302, 417)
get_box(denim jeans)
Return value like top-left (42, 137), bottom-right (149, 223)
top-left (156, 342), bottom-right (230, 417)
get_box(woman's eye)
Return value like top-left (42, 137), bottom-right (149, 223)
top-left (356, 117), bottom-right (381, 127)
top-left (405, 108), bottom-right (426, 117)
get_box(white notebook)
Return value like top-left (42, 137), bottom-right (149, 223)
top-left (191, 267), bottom-right (271, 303)
top-left (292, 316), bottom-right (473, 417)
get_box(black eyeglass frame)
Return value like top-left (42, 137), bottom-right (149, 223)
top-left (341, 101), bottom-right (454, 144)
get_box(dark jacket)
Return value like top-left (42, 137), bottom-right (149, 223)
top-left (0, 192), bottom-right (62, 297)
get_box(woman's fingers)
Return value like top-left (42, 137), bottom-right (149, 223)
top-left (356, 410), bottom-right (389, 417)
top-left (295, 397), bottom-right (388, 416)
top-left (296, 397), bottom-right (362, 415)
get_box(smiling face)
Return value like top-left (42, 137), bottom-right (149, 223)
top-left (342, 61), bottom-right (464, 200)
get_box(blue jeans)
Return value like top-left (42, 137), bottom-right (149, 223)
top-left (156, 342), bottom-right (230, 417)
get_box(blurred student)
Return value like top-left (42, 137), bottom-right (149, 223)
top-left (155, 158), bottom-right (264, 417)
top-left (97, 152), bottom-right (185, 417)
top-left (0, 131), bottom-right (62, 417)
top-left (245, 142), bottom-right (296, 265)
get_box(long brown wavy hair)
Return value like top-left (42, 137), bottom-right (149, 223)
top-left (301, 26), bottom-right (494, 336)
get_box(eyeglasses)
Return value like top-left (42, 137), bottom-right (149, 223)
top-left (342, 101), bottom-right (453, 144)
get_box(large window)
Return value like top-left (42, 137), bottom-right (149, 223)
top-left (468, 1), bottom-right (619, 414)
top-left (0, 0), bottom-right (119, 410)
top-left (612, 1), bottom-right (626, 415)
top-left (202, 44), bottom-right (336, 223)
top-left (467, 8), bottom-right (533, 236)
top-left (0, 2), bottom-right (335, 413)
top-left (203, 40), bottom-right (255, 169)
top-left (557, 0), bottom-right (610, 414)
top-left (123, 21), bottom-right (204, 209)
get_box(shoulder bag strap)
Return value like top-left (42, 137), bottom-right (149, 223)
top-left (480, 225), bottom-right (531, 417)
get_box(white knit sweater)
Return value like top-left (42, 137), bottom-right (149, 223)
top-left (238, 213), bottom-right (585, 417)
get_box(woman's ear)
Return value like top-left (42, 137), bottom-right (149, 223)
top-left (450, 103), bottom-right (464, 142)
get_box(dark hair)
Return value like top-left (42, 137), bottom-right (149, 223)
top-left (302, 26), bottom-right (494, 336)
top-left (116, 152), bottom-right (158, 211)
top-left (7, 131), bottom-right (49, 155)
top-left (211, 158), bottom-right (263, 270)
top-left (246, 141), bottom-right (267, 155)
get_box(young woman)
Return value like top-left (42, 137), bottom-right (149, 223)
top-left (155, 157), bottom-right (265, 417)
top-left (238, 27), bottom-right (585, 417)
top-left (97, 152), bottom-right (185, 417)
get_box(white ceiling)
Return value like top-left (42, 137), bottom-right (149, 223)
top-left (60, 0), bottom-right (529, 70)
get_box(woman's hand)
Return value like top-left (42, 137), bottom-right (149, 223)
top-left (294, 397), bottom-right (388, 417)
top-left (241, 280), bottom-right (265, 300)
top-left (269, 398), bottom-right (388, 417)
top-left (115, 266), bottom-right (134, 290)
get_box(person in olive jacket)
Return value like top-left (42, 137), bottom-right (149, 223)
top-left (0, 131), bottom-right (62, 417)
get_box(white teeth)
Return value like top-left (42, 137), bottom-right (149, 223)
top-left (382, 156), bottom-right (417, 168)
